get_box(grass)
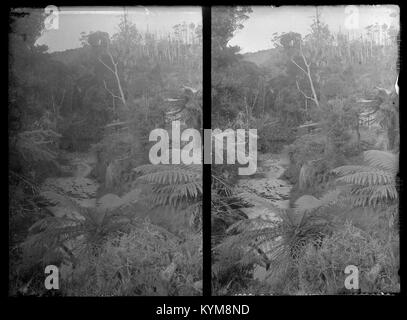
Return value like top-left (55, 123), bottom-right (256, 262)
top-left (249, 216), bottom-right (399, 295)
top-left (296, 221), bottom-right (399, 294)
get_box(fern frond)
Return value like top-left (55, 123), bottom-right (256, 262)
top-left (217, 224), bottom-right (282, 253)
top-left (134, 164), bottom-right (201, 184)
top-left (332, 165), bottom-right (372, 175)
top-left (345, 184), bottom-right (398, 207)
top-left (134, 164), bottom-right (202, 210)
top-left (40, 191), bottom-right (82, 214)
top-left (295, 189), bottom-right (341, 214)
top-left (324, 150), bottom-right (398, 209)
top-left (336, 170), bottom-right (394, 186)
top-left (364, 150), bottom-right (398, 174)
top-left (23, 216), bottom-right (85, 254)
top-left (226, 217), bottom-right (279, 234)
top-left (154, 181), bottom-right (202, 198)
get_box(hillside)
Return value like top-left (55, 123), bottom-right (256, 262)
top-left (50, 47), bottom-right (89, 65)
top-left (242, 48), bottom-right (279, 67)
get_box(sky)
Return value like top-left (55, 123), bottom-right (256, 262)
top-left (229, 5), bottom-right (399, 53)
top-left (36, 6), bottom-right (398, 53)
top-left (37, 6), bottom-right (202, 52)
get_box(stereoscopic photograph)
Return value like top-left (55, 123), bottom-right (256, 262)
top-left (9, 6), bottom-right (202, 296)
top-left (8, 4), bottom-right (400, 298)
top-left (211, 5), bottom-right (400, 295)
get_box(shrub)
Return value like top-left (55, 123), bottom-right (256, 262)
top-left (61, 222), bottom-right (202, 296)
top-left (296, 222), bottom-right (399, 294)
top-left (283, 133), bottom-right (325, 185)
top-left (257, 119), bottom-right (295, 153)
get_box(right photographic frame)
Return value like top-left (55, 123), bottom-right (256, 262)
top-left (211, 5), bottom-right (400, 295)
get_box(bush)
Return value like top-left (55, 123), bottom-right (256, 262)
top-left (296, 222), bottom-right (399, 294)
top-left (61, 222), bottom-right (202, 296)
top-left (283, 133), bottom-right (326, 184)
top-left (257, 120), bottom-right (295, 153)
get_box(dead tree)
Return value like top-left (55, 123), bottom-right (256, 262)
top-left (292, 41), bottom-right (320, 109)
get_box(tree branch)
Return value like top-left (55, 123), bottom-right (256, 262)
top-left (291, 40), bottom-right (320, 109)
top-left (291, 58), bottom-right (308, 75)
top-left (98, 57), bottom-right (115, 74)
top-left (107, 50), bottom-right (127, 109)
top-left (299, 41), bottom-right (310, 67)
top-left (103, 80), bottom-right (122, 101)
top-left (296, 80), bottom-right (315, 101)
top-left (107, 50), bottom-right (118, 67)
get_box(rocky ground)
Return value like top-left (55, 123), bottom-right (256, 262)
top-left (236, 152), bottom-right (293, 281)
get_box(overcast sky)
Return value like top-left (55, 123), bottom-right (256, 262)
top-left (229, 5), bottom-right (399, 53)
top-left (36, 6), bottom-right (398, 53)
top-left (37, 6), bottom-right (202, 52)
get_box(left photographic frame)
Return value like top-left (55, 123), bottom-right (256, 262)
top-left (9, 6), bottom-right (202, 296)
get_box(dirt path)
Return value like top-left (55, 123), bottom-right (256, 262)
top-left (236, 152), bottom-right (292, 220)
top-left (236, 151), bottom-right (292, 281)
top-left (41, 151), bottom-right (100, 214)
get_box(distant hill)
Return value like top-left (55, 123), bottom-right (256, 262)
top-left (50, 47), bottom-right (88, 66)
top-left (242, 48), bottom-right (285, 77)
top-left (243, 48), bottom-right (279, 67)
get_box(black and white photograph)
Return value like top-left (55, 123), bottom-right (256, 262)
top-left (8, 3), bottom-right (402, 301)
top-left (211, 5), bottom-right (400, 295)
top-left (9, 6), bottom-right (202, 296)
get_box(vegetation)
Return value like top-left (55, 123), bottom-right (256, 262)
top-left (9, 6), bottom-right (400, 296)
top-left (211, 6), bottom-right (399, 295)
top-left (9, 8), bottom-right (202, 296)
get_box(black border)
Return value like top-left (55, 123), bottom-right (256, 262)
top-left (5, 0), bottom-right (406, 316)
top-left (202, 6), bottom-right (212, 297)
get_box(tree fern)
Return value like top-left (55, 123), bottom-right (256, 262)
top-left (134, 164), bottom-right (202, 207)
top-left (21, 190), bottom-right (139, 269)
top-left (332, 150), bottom-right (398, 207)
top-left (364, 150), bottom-right (398, 175)
top-left (133, 164), bottom-right (202, 231)
top-left (295, 150), bottom-right (398, 212)
top-left (218, 218), bottom-right (283, 252)
top-left (214, 206), bottom-right (333, 277)
top-left (213, 148), bottom-right (398, 282)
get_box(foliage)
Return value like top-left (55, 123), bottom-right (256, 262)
top-left (332, 150), bottom-right (398, 208)
top-left (212, 205), bottom-right (334, 294)
top-left (283, 133), bottom-right (326, 187)
top-left (19, 190), bottom-right (140, 270)
top-left (296, 222), bottom-right (399, 294)
top-left (212, 6), bottom-right (252, 66)
top-left (9, 8), bottom-right (203, 297)
top-left (134, 164), bottom-right (202, 232)
top-left (292, 149), bottom-right (398, 221)
top-left (211, 6), bottom-right (399, 296)
top-left (61, 222), bottom-right (201, 296)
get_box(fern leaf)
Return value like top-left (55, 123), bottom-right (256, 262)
top-left (332, 165), bottom-right (372, 175)
top-left (295, 189), bottom-right (341, 214)
top-left (364, 150), bottom-right (398, 174)
top-left (40, 191), bottom-right (82, 213)
top-left (336, 170), bottom-right (394, 186)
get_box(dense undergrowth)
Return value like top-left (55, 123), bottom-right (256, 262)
top-left (211, 7), bottom-right (399, 295)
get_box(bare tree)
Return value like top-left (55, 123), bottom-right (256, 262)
top-left (292, 40), bottom-right (320, 109)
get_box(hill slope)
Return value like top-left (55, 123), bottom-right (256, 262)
top-left (243, 48), bottom-right (279, 67)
